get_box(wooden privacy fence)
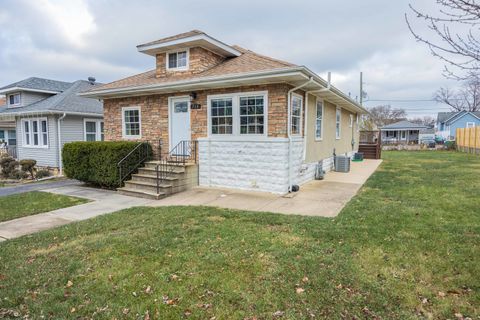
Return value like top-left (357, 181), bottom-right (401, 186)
top-left (456, 127), bottom-right (480, 154)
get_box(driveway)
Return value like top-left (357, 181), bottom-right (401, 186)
top-left (149, 159), bottom-right (383, 217)
top-left (0, 185), bottom-right (151, 241)
top-left (0, 178), bottom-right (81, 197)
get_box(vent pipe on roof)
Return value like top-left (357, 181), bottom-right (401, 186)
top-left (88, 77), bottom-right (96, 84)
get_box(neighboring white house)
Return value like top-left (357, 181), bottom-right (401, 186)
top-left (0, 77), bottom-right (104, 172)
top-left (380, 120), bottom-right (429, 144)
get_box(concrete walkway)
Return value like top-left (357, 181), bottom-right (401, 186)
top-left (149, 159), bottom-right (383, 217)
top-left (0, 185), bottom-right (151, 241)
top-left (0, 178), bottom-right (81, 197)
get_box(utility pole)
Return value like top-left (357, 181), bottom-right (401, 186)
top-left (360, 72), bottom-right (363, 106)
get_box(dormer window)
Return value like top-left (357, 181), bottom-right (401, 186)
top-left (8, 93), bottom-right (21, 106)
top-left (167, 50), bottom-right (188, 70)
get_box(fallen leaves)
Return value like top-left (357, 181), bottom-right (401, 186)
top-left (273, 310), bottom-right (285, 318)
top-left (66, 280), bottom-right (73, 288)
top-left (296, 287), bottom-right (305, 294)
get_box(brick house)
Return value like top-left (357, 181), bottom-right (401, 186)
top-left (81, 30), bottom-right (368, 197)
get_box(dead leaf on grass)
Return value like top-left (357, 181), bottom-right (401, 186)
top-left (66, 280), bottom-right (73, 288)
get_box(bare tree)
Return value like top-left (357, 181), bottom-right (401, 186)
top-left (406, 1), bottom-right (480, 78)
top-left (410, 116), bottom-right (436, 126)
top-left (361, 105), bottom-right (408, 130)
top-left (434, 73), bottom-right (480, 111)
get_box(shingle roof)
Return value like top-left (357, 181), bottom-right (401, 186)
top-left (0, 81), bottom-right (103, 116)
top-left (437, 111), bottom-right (480, 123)
top-left (87, 48), bottom-right (296, 93)
top-left (138, 30), bottom-right (205, 48)
top-left (380, 120), bottom-right (428, 130)
top-left (0, 77), bottom-right (72, 93)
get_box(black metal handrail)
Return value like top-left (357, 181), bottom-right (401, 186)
top-left (117, 141), bottom-right (151, 187)
top-left (155, 140), bottom-right (198, 194)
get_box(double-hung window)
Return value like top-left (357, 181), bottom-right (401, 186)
top-left (335, 107), bottom-right (341, 139)
top-left (315, 100), bottom-right (323, 140)
top-left (122, 107), bottom-right (141, 139)
top-left (22, 118), bottom-right (48, 147)
top-left (84, 119), bottom-right (105, 141)
top-left (8, 93), bottom-right (21, 107)
top-left (167, 50), bottom-right (188, 70)
top-left (209, 92), bottom-right (267, 136)
top-left (291, 95), bottom-right (303, 135)
top-left (466, 122), bottom-right (475, 128)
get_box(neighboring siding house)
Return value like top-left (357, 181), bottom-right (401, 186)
top-left (0, 77), bottom-right (103, 171)
top-left (380, 120), bottom-right (428, 144)
top-left (81, 30), bottom-right (368, 195)
top-left (436, 111), bottom-right (480, 140)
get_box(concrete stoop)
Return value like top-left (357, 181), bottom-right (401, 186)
top-left (117, 162), bottom-right (199, 200)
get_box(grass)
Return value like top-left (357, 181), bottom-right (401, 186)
top-left (0, 191), bottom-right (89, 223)
top-left (0, 151), bottom-right (479, 319)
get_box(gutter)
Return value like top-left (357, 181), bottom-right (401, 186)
top-left (0, 110), bottom-right (102, 120)
top-left (287, 76), bottom-right (314, 193)
top-left (57, 113), bottom-right (67, 175)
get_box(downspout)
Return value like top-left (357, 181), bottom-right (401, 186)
top-left (302, 72), bottom-right (331, 161)
top-left (287, 76), bottom-right (314, 192)
top-left (57, 113), bottom-right (66, 175)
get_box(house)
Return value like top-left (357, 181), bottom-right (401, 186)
top-left (436, 111), bottom-right (480, 140)
top-left (81, 30), bottom-right (368, 196)
top-left (380, 120), bottom-right (428, 144)
top-left (0, 96), bottom-right (17, 157)
top-left (0, 77), bottom-right (103, 172)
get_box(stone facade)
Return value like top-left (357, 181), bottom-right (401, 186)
top-left (155, 47), bottom-right (225, 78)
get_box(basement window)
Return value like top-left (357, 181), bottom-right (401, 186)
top-left (167, 50), bottom-right (188, 70)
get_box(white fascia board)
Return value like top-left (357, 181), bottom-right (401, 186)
top-left (0, 87), bottom-right (61, 95)
top-left (137, 34), bottom-right (241, 57)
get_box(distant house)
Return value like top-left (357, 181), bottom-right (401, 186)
top-left (0, 96), bottom-right (17, 157)
top-left (0, 77), bottom-right (103, 172)
top-left (436, 111), bottom-right (480, 140)
top-left (380, 120), bottom-right (428, 144)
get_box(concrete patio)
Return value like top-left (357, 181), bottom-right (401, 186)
top-left (148, 159), bottom-right (382, 217)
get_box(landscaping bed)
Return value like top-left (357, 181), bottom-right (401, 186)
top-left (0, 151), bottom-right (478, 319)
top-left (0, 191), bottom-right (89, 223)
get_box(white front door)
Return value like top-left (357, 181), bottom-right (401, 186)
top-left (169, 97), bottom-right (191, 153)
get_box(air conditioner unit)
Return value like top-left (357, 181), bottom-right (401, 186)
top-left (334, 155), bottom-right (350, 173)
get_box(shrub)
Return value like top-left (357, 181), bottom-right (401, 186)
top-left (445, 140), bottom-right (456, 150)
top-left (19, 159), bottom-right (37, 179)
top-left (62, 141), bottom-right (152, 189)
top-left (36, 169), bottom-right (51, 179)
top-left (0, 154), bottom-right (19, 179)
top-left (10, 169), bottom-right (28, 180)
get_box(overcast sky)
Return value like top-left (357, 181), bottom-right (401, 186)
top-left (0, 0), bottom-right (457, 117)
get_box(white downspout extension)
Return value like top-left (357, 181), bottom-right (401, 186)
top-left (287, 77), bottom-right (314, 192)
top-left (57, 113), bottom-right (67, 175)
top-left (302, 72), bottom-right (332, 161)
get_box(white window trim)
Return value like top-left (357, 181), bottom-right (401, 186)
top-left (84, 118), bottom-right (104, 141)
top-left (314, 98), bottom-right (324, 141)
top-left (166, 48), bottom-right (190, 71)
top-left (335, 107), bottom-right (341, 140)
top-left (21, 117), bottom-right (49, 148)
top-left (122, 106), bottom-right (142, 139)
top-left (207, 91), bottom-right (268, 138)
top-left (291, 93), bottom-right (303, 136)
top-left (466, 122), bottom-right (475, 128)
top-left (8, 93), bottom-right (21, 107)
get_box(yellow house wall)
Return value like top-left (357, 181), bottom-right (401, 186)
top-left (304, 93), bottom-right (359, 163)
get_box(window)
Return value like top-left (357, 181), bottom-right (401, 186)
top-left (0, 130), bottom-right (4, 141)
top-left (100, 122), bottom-right (105, 141)
top-left (349, 114), bottom-right (354, 128)
top-left (8, 93), bottom-right (21, 106)
top-left (315, 100), bottom-right (323, 140)
top-left (386, 131), bottom-right (397, 138)
top-left (84, 119), bottom-right (104, 141)
top-left (335, 107), bottom-right (341, 139)
top-left (211, 98), bottom-right (233, 134)
top-left (240, 96), bottom-right (264, 134)
top-left (466, 122), bottom-right (475, 128)
top-left (7, 130), bottom-right (16, 146)
top-left (208, 91), bottom-right (268, 136)
top-left (22, 118), bottom-right (48, 147)
top-left (122, 107), bottom-right (141, 138)
top-left (167, 50), bottom-right (188, 70)
top-left (401, 131), bottom-right (406, 140)
top-left (291, 95), bottom-right (303, 135)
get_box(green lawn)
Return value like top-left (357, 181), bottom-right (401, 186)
top-left (0, 191), bottom-right (89, 223)
top-left (0, 151), bottom-right (479, 319)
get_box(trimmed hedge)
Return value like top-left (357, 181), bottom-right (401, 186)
top-left (63, 141), bottom-right (152, 189)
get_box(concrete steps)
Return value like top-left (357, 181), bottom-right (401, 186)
top-left (117, 161), bottom-right (199, 200)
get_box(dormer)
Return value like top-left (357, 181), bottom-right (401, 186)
top-left (137, 30), bottom-right (241, 78)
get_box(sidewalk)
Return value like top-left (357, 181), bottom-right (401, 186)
top-left (0, 185), bottom-right (151, 241)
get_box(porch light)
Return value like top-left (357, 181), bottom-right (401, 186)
top-left (190, 92), bottom-right (197, 101)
